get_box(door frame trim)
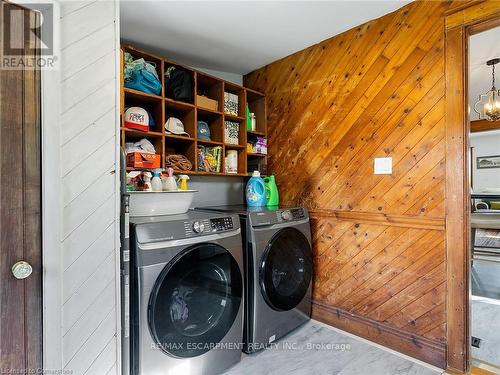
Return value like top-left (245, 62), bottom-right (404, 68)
top-left (444, 1), bottom-right (500, 373)
top-left (38, 1), bottom-right (63, 369)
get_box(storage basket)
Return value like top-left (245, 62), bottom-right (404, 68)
top-left (224, 121), bottom-right (240, 145)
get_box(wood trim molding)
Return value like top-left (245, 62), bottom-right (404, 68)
top-left (309, 209), bottom-right (445, 231)
top-left (444, 1), bottom-right (485, 17)
top-left (470, 119), bottom-right (500, 132)
top-left (445, 25), bottom-right (470, 373)
top-left (446, 1), bottom-right (500, 30)
top-left (444, 1), bottom-right (500, 372)
top-left (312, 300), bottom-right (446, 369)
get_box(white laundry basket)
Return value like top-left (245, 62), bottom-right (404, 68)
top-left (128, 190), bottom-right (197, 216)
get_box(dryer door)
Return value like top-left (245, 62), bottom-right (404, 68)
top-left (260, 228), bottom-right (313, 311)
top-left (148, 243), bottom-right (243, 358)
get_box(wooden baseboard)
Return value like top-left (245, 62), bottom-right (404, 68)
top-left (312, 300), bottom-right (446, 369)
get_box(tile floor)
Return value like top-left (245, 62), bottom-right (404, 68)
top-left (472, 298), bottom-right (500, 369)
top-left (224, 321), bottom-right (442, 375)
top-left (472, 229), bottom-right (500, 370)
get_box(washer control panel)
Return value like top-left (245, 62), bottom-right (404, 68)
top-left (192, 221), bottom-right (205, 233)
top-left (184, 217), bottom-right (234, 237)
top-left (210, 217), bottom-right (234, 232)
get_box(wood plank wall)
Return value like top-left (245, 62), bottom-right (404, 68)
top-left (244, 0), bottom-right (460, 368)
top-left (59, 1), bottom-right (119, 374)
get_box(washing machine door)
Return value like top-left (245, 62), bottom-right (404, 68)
top-left (148, 243), bottom-right (243, 358)
top-left (260, 227), bottom-right (313, 311)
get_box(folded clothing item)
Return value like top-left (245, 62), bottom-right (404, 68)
top-left (125, 138), bottom-right (156, 154)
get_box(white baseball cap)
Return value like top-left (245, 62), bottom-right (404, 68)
top-left (165, 117), bottom-right (190, 136)
top-left (124, 107), bottom-right (149, 130)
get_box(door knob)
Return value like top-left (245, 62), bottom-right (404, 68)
top-left (11, 261), bottom-right (33, 279)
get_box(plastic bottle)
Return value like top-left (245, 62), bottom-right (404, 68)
top-left (162, 167), bottom-right (178, 191)
top-left (143, 172), bottom-right (152, 192)
top-left (246, 171), bottom-right (267, 207)
top-left (246, 104), bottom-right (252, 131)
top-left (263, 175), bottom-right (279, 206)
top-left (178, 175), bottom-right (190, 190)
top-left (151, 169), bottom-right (162, 192)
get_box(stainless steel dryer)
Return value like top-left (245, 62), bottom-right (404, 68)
top-left (197, 205), bottom-right (313, 354)
top-left (129, 211), bottom-right (244, 375)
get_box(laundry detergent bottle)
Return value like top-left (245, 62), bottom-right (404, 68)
top-left (246, 171), bottom-right (267, 207)
top-left (263, 175), bottom-right (279, 206)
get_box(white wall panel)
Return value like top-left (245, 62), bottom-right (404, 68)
top-left (61, 51), bottom-right (115, 113)
top-left (63, 280), bottom-right (115, 361)
top-left (61, 1), bottom-right (115, 48)
top-left (59, 1), bottom-right (119, 374)
top-left (62, 138), bottom-right (115, 205)
top-left (61, 109), bottom-right (115, 176)
top-left (471, 131), bottom-right (500, 193)
top-left (64, 308), bottom-right (116, 372)
top-left (62, 197), bottom-right (115, 270)
top-left (62, 171), bottom-right (115, 237)
top-left (63, 224), bottom-right (114, 301)
top-left (61, 23), bottom-right (115, 80)
top-left (61, 80), bottom-right (115, 144)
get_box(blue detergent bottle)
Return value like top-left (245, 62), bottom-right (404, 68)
top-left (246, 171), bottom-right (267, 207)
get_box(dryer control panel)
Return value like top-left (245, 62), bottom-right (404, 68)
top-left (277, 208), bottom-right (306, 222)
top-left (250, 207), bottom-right (309, 227)
top-left (184, 217), bottom-right (234, 237)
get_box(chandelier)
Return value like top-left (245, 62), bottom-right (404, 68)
top-left (474, 58), bottom-right (500, 122)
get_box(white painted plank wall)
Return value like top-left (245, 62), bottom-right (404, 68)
top-left (58, 1), bottom-right (119, 374)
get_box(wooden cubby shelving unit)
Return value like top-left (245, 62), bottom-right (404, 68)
top-left (120, 44), bottom-right (268, 177)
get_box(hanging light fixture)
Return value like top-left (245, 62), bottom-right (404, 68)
top-left (474, 58), bottom-right (500, 122)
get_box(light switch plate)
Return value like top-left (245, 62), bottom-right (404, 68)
top-left (374, 157), bottom-right (392, 175)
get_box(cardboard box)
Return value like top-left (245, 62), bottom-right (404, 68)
top-left (197, 95), bottom-right (218, 111)
top-left (127, 152), bottom-right (161, 169)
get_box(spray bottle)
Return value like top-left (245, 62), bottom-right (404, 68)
top-left (151, 169), bottom-right (163, 192)
top-left (178, 175), bottom-right (190, 190)
top-left (162, 167), bottom-right (178, 191)
top-left (143, 172), bottom-right (152, 192)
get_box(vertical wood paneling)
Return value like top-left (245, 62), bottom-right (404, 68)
top-left (244, 0), bottom-right (454, 368)
top-left (59, 1), bottom-right (119, 374)
top-left (0, 5), bottom-right (45, 369)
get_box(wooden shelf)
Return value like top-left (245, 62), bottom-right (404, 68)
top-left (172, 169), bottom-right (247, 177)
top-left (124, 87), bottom-right (162, 102)
top-left (165, 134), bottom-right (196, 142)
top-left (225, 143), bottom-right (245, 149)
top-left (165, 97), bottom-right (195, 110)
top-left (224, 113), bottom-right (245, 121)
top-left (121, 43), bottom-right (267, 177)
top-left (198, 139), bottom-right (223, 146)
top-left (247, 130), bottom-right (266, 136)
top-left (198, 107), bottom-right (222, 117)
top-left (246, 88), bottom-right (265, 101)
top-left (122, 128), bottom-right (163, 137)
top-left (248, 152), bottom-right (267, 157)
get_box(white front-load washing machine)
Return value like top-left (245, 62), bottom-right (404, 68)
top-left (129, 211), bottom-right (244, 375)
top-left (197, 206), bottom-right (313, 354)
